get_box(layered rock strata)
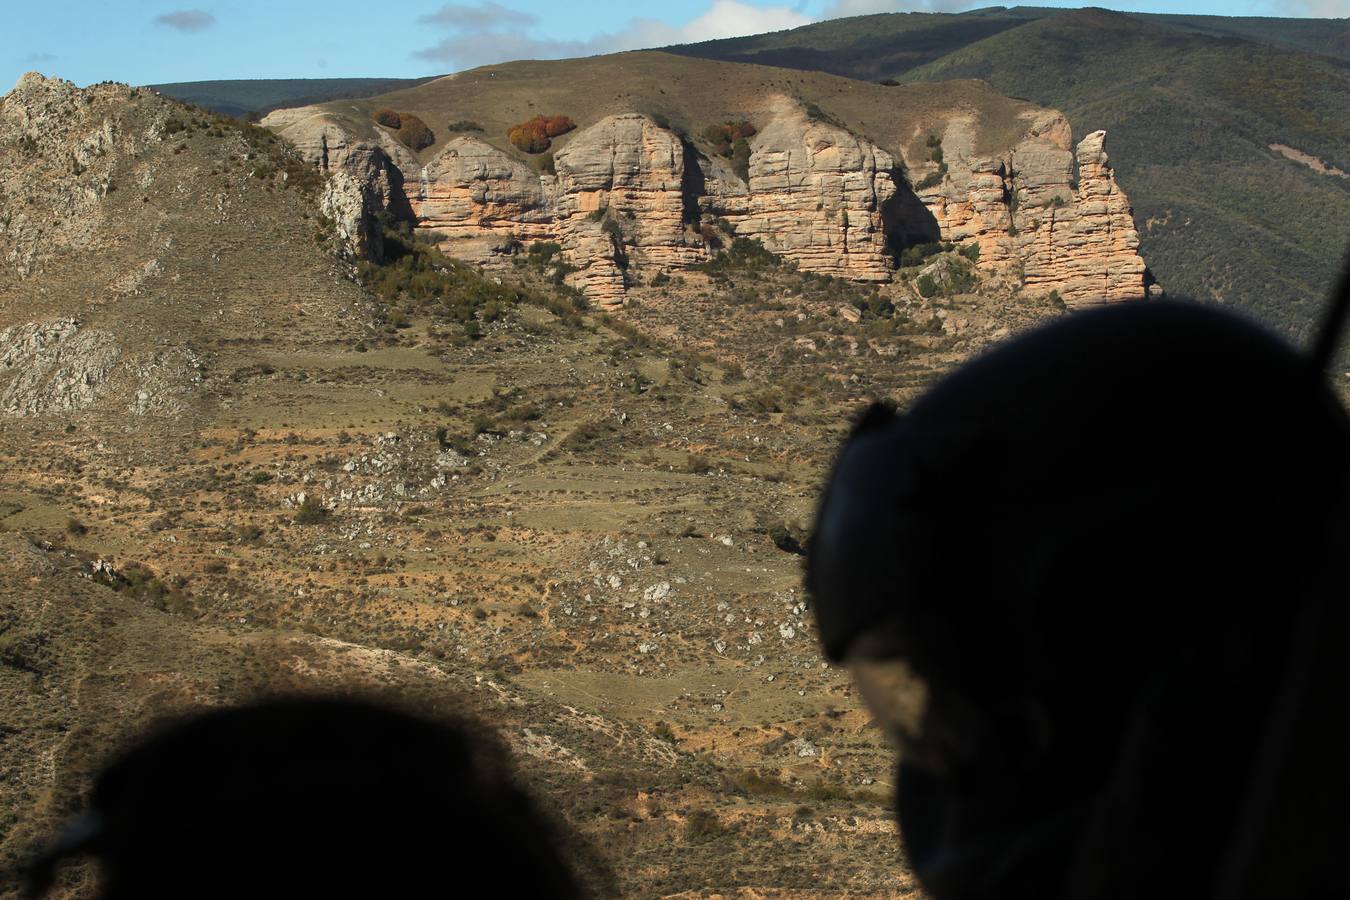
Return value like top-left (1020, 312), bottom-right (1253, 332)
top-left (737, 100), bottom-right (897, 282)
top-left (265, 96), bottom-right (1147, 307)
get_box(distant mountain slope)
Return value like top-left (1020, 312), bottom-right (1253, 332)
top-left (149, 77), bottom-right (435, 118)
top-left (672, 7), bottom-right (1350, 342)
top-left (1140, 12), bottom-right (1350, 61)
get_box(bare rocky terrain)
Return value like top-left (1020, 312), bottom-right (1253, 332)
top-left (0, 68), bottom-right (1133, 898)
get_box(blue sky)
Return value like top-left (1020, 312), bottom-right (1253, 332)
top-left (4, 0), bottom-right (1345, 90)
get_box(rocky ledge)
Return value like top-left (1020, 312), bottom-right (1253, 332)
top-left (265, 93), bottom-right (1151, 308)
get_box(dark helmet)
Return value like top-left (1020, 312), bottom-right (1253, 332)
top-left (807, 298), bottom-right (1350, 899)
top-left (20, 697), bottom-right (588, 899)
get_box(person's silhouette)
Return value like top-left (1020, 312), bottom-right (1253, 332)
top-left (22, 697), bottom-right (586, 898)
top-left (808, 292), bottom-right (1350, 898)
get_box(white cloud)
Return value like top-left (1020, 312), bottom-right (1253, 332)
top-left (414, 0), bottom-right (813, 68)
top-left (153, 10), bottom-right (217, 32)
top-left (678, 0), bottom-right (813, 41)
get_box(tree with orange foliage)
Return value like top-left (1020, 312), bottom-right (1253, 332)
top-left (506, 115), bottom-right (576, 154)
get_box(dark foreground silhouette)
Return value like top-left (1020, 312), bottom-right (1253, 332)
top-left (22, 698), bottom-right (584, 898)
top-left (809, 295), bottom-right (1350, 898)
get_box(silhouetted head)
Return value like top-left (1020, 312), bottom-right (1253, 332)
top-left (809, 301), bottom-right (1350, 899)
top-left (24, 697), bottom-right (585, 899)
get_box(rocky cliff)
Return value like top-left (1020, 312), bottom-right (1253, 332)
top-left (264, 90), bottom-right (1149, 308)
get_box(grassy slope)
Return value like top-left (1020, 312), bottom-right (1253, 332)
top-left (149, 77), bottom-right (435, 118)
top-left (673, 8), bottom-right (1350, 342)
top-left (332, 50), bottom-right (1041, 168)
top-left (901, 9), bottom-right (1350, 340)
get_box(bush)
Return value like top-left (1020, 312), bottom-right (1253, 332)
top-left (731, 138), bottom-right (751, 183)
top-left (371, 109), bottom-right (434, 151)
top-left (702, 121), bottom-right (756, 155)
top-left (446, 120), bottom-right (484, 132)
top-left (915, 169), bottom-right (945, 190)
top-left (916, 274), bottom-right (938, 298)
top-left (959, 242), bottom-right (981, 262)
top-left (684, 810), bottom-right (728, 844)
top-left (507, 115), bottom-right (575, 153)
top-left (694, 237), bottom-right (783, 275)
top-left (897, 241), bottom-right (954, 268)
top-left (768, 523), bottom-right (806, 556)
top-left (396, 113), bottom-right (435, 151)
top-left (295, 495), bottom-right (328, 525)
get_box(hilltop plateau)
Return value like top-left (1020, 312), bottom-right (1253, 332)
top-left (1, 71), bottom-right (1070, 896)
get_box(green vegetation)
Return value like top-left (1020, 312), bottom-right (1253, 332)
top-left (683, 809), bottom-right (730, 843)
top-left (702, 121), bottom-right (756, 181)
top-left (896, 241), bottom-right (955, 268)
top-left (92, 562), bottom-right (192, 614)
top-left (446, 120), bottom-right (485, 132)
top-left (695, 237), bottom-right (786, 277)
top-left (294, 495), bottom-right (328, 525)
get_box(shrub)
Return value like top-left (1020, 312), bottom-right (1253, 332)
top-left (396, 113), bottom-right (434, 151)
top-left (295, 495), bottom-right (328, 525)
top-left (959, 242), bottom-right (981, 262)
top-left (685, 453), bottom-right (715, 475)
top-left (702, 121), bottom-right (756, 156)
top-left (731, 138), bottom-right (751, 183)
top-left (66, 517), bottom-right (88, 536)
top-left (695, 237), bottom-right (783, 275)
top-left (684, 810), bottom-right (728, 844)
top-left (768, 523), bottom-right (806, 556)
top-left (915, 169), bottom-right (945, 190)
top-left (916, 274), bottom-right (938, 297)
top-left (507, 115), bottom-right (575, 153)
top-left (371, 109), bottom-right (434, 150)
top-left (897, 241), bottom-right (954, 268)
top-left (446, 120), bottom-right (484, 132)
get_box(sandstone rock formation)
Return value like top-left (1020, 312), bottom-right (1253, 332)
top-left (914, 112), bottom-right (1146, 305)
top-left (266, 95), bottom-right (1148, 307)
top-left (735, 99), bottom-right (896, 282)
top-left (1017, 130), bottom-right (1147, 303)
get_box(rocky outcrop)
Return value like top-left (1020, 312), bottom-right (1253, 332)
top-left (1016, 130), bottom-right (1147, 303)
top-left (0, 318), bottom-right (119, 416)
top-left (735, 100), bottom-right (896, 282)
top-left (915, 112), bottom-right (1146, 305)
top-left (417, 136), bottom-right (555, 259)
top-left (261, 106), bottom-right (419, 259)
top-left (1, 74), bottom-right (126, 278)
top-left (267, 95), bottom-right (1148, 307)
